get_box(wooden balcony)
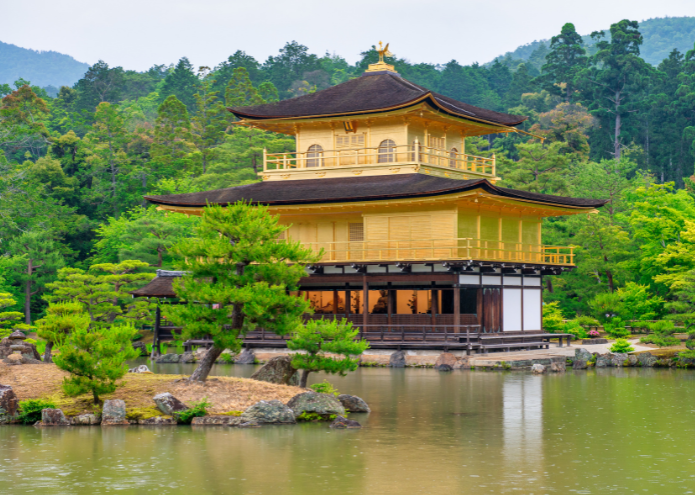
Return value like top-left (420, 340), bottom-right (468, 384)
top-left (263, 143), bottom-right (496, 179)
top-left (295, 238), bottom-right (575, 266)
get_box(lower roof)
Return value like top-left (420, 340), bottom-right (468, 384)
top-left (145, 174), bottom-right (607, 209)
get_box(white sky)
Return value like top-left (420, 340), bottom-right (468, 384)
top-left (3, 0), bottom-right (694, 71)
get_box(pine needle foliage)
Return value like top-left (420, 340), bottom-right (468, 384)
top-left (53, 323), bottom-right (140, 404)
top-left (164, 201), bottom-right (319, 382)
top-left (288, 318), bottom-right (369, 388)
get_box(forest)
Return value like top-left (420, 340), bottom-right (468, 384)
top-left (2, 18), bottom-right (695, 331)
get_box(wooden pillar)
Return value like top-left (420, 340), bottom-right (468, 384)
top-left (362, 276), bottom-right (369, 330)
top-left (387, 284), bottom-right (393, 330)
top-left (153, 305), bottom-right (161, 358)
top-left (431, 289), bottom-right (438, 326)
top-left (346, 286), bottom-right (351, 317)
top-left (454, 284), bottom-right (461, 333)
top-left (332, 290), bottom-right (338, 316)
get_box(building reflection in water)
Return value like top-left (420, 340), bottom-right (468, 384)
top-left (503, 375), bottom-right (543, 467)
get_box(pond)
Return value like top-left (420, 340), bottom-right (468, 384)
top-left (2, 362), bottom-right (695, 494)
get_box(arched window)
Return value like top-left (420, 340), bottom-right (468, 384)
top-left (306, 144), bottom-right (323, 168)
top-left (378, 139), bottom-right (396, 163)
top-left (449, 147), bottom-right (458, 168)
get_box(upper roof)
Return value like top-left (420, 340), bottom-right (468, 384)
top-left (229, 72), bottom-right (526, 127)
top-left (145, 174), bottom-right (607, 209)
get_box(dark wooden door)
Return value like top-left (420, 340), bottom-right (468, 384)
top-left (481, 288), bottom-right (501, 333)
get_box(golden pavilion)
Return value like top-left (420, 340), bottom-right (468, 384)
top-left (140, 45), bottom-right (605, 352)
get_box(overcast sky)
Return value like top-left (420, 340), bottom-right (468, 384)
top-left (3, 0), bottom-right (694, 71)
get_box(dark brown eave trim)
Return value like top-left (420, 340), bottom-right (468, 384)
top-left (144, 179), bottom-right (606, 210)
top-left (229, 93), bottom-right (526, 128)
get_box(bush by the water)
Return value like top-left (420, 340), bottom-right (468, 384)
top-left (17, 399), bottom-right (56, 424)
top-left (639, 335), bottom-right (680, 347)
top-left (297, 411), bottom-right (337, 422)
top-left (175, 398), bottom-right (211, 424)
top-left (610, 338), bottom-right (635, 353)
top-left (309, 380), bottom-right (339, 396)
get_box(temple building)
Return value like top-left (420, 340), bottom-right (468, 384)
top-left (140, 45), bottom-right (606, 352)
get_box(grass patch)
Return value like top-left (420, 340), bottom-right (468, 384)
top-left (125, 407), bottom-right (165, 421)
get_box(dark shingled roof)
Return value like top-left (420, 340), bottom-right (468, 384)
top-left (229, 72), bottom-right (526, 127)
top-left (145, 175), bottom-right (607, 209)
top-left (130, 272), bottom-right (182, 298)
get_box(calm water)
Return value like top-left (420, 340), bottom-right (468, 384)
top-left (2, 363), bottom-right (695, 494)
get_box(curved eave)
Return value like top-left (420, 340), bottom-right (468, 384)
top-left (229, 93), bottom-right (526, 130)
top-left (144, 180), bottom-right (605, 211)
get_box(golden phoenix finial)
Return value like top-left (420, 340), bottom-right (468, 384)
top-left (377, 41), bottom-right (394, 63)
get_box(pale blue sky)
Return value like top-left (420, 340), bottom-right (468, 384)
top-left (3, 0), bottom-right (694, 71)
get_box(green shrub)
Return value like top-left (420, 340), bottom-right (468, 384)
top-left (17, 399), bottom-right (56, 425)
top-left (125, 407), bottom-right (163, 421)
top-left (146, 343), bottom-right (153, 355)
top-left (610, 338), bottom-right (635, 353)
top-left (542, 302), bottom-right (565, 333)
top-left (563, 320), bottom-right (588, 339)
top-left (639, 335), bottom-right (680, 347)
top-left (679, 350), bottom-right (695, 360)
top-left (648, 320), bottom-right (676, 336)
top-left (575, 315), bottom-right (600, 327)
top-left (220, 410), bottom-right (243, 416)
top-left (217, 353), bottom-right (233, 363)
top-left (297, 411), bottom-right (337, 422)
top-left (588, 292), bottom-right (622, 323)
top-left (604, 318), bottom-right (630, 338)
top-left (175, 398), bottom-right (211, 424)
top-left (309, 380), bottom-right (339, 396)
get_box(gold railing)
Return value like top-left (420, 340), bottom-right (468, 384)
top-left (264, 143), bottom-right (496, 177)
top-left (295, 237), bottom-right (574, 266)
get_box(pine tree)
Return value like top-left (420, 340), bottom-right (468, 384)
top-left (0, 292), bottom-right (28, 339)
top-left (54, 323), bottom-right (140, 404)
top-left (288, 318), bottom-right (369, 388)
top-left (151, 95), bottom-right (193, 179)
top-left (536, 23), bottom-right (587, 102)
top-left (191, 67), bottom-right (225, 175)
top-left (159, 57), bottom-right (200, 111)
top-left (36, 301), bottom-right (90, 363)
top-left (8, 232), bottom-right (65, 324)
top-left (164, 202), bottom-right (319, 382)
top-left (225, 67), bottom-right (265, 108)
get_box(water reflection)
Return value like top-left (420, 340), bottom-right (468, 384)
top-left (2, 367), bottom-right (695, 494)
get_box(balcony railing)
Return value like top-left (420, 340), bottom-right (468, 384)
top-left (263, 143), bottom-right (496, 177)
top-left (293, 237), bottom-right (574, 266)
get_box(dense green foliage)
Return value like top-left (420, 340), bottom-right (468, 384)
top-left (53, 323), bottom-right (140, 404)
top-left (3, 19), bottom-right (695, 331)
top-left (289, 318), bottom-right (369, 388)
top-left (16, 399), bottom-right (56, 424)
top-left (174, 398), bottom-right (211, 424)
top-left (163, 202), bottom-right (317, 381)
top-left (610, 338), bottom-right (635, 354)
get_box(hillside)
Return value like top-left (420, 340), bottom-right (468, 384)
top-left (0, 40), bottom-right (89, 88)
top-left (493, 16), bottom-right (695, 70)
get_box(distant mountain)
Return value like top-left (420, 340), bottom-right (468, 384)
top-left (0, 41), bottom-right (89, 89)
top-left (492, 16), bottom-right (695, 71)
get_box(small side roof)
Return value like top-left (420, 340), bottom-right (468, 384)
top-left (229, 72), bottom-right (526, 128)
top-left (145, 175), bottom-right (607, 209)
top-left (130, 270), bottom-right (184, 298)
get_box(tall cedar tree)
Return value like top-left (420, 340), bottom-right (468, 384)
top-left (225, 67), bottom-right (266, 108)
top-left (536, 23), bottom-right (588, 102)
top-left (151, 96), bottom-right (192, 179)
top-left (579, 20), bottom-right (653, 159)
top-left (9, 231), bottom-right (65, 324)
top-left (54, 323), bottom-right (139, 404)
top-left (36, 301), bottom-right (90, 363)
top-left (159, 57), bottom-right (200, 111)
top-left (164, 202), bottom-right (319, 382)
top-left (191, 67), bottom-right (225, 174)
top-left (288, 318), bottom-right (369, 388)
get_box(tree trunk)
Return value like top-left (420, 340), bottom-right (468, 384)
top-left (93, 389), bottom-right (100, 405)
top-left (299, 369), bottom-right (311, 389)
top-left (546, 278), bottom-right (554, 294)
top-left (43, 342), bottom-right (54, 363)
top-left (188, 346), bottom-right (224, 382)
top-left (606, 269), bottom-right (615, 293)
top-left (614, 92), bottom-right (622, 160)
top-left (24, 261), bottom-right (32, 325)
